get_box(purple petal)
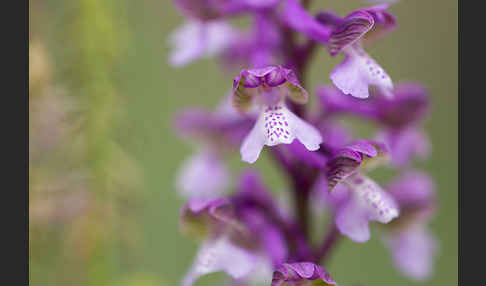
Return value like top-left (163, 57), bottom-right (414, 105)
top-left (168, 20), bottom-right (237, 67)
top-left (312, 174), bottom-right (351, 210)
top-left (174, 96), bottom-right (254, 147)
top-left (236, 169), bottom-right (275, 205)
top-left (286, 140), bottom-right (327, 169)
top-left (346, 139), bottom-right (378, 157)
top-left (272, 262), bottom-right (336, 286)
top-left (359, 140), bottom-right (391, 171)
top-left (326, 140), bottom-right (382, 190)
top-left (180, 197), bottom-right (245, 238)
top-left (232, 66), bottom-right (308, 113)
top-left (387, 227), bottom-right (438, 281)
top-left (235, 171), bottom-right (289, 265)
top-left (328, 10), bottom-right (374, 56)
top-left (317, 85), bottom-right (377, 118)
top-left (387, 171), bottom-right (437, 226)
top-left (316, 11), bottom-right (344, 28)
top-left (239, 208), bottom-right (288, 266)
top-left (388, 171), bottom-right (436, 207)
top-left (221, 0), bottom-right (281, 16)
top-left (176, 151), bottom-right (229, 199)
top-left (336, 198), bottom-right (372, 242)
top-left (377, 127), bottom-right (430, 168)
top-left (361, 4), bottom-right (397, 45)
top-left (375, 83), bottom-right (429, 128)
top-left (326, 149), bottom-right (362, 191)
top-left (318, 120), bottom-right (353, 150)
top-left (281, 0), bottom-right (332, 43)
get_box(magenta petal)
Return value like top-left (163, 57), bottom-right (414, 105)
top-left (361, 4), bottom-right (397, 44)
top-left (375, 83), bottom-right (430, 128)
top-left (317, 85), bottom-right (377, 118)
top-left (281, 0), bottom-right (332, 44)
top-left (346, 139), bottom-right (378, 158)
top-left (232, 66), bottom-right (308, 113)
top-left (176, 151), bottom-right (229, 199)
top-left (326, 140), bottom-right (382, 190)
top-left (388, 227), bottom-right (438, 281)
top-left (328, 10), bottom-right (374, 56)
top-left (272, 262), bottom-right (336, 286)
top-left (378, 127), bottom-right (430, 168)
top-left (336, 198), bottom-right (371, 242)
top-left (388, 171), bottom-right (436, 207)
top-left (286, 140), bottom-right (327, 169)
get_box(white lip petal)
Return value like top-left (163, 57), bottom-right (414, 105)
top-left (286, 108), bottom-right (323, 151)
top-left (347, 174), bottom-right (399, 224)
top-left (331, 47), bottom-right (393, 99)
top-left (181, 237), bottom-right (256, 286)
top-left (240, 114), bottom-right (267, 164)
top-left (240, 101), bottom-right (322, 163)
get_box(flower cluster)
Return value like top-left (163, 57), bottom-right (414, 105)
top-left (170, 0), bottom-right (437, 285)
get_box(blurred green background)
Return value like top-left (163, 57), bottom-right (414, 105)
top-left (29, 0), bottom-right (457, 285)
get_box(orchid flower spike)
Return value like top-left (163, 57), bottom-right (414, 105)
top-left (232, 66), bottom-right (323, 163)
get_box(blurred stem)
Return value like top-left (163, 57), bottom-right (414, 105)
top-left (316, 222), bottom-right (341, 263)
top-left (294, 183), bottom-right (310, 238)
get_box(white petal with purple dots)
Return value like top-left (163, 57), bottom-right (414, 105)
top-left (181, 236), bottom-right (257, 286)
top-left (240, 101), bottom-right (322, 163)
top-left (330, 46), bottom-right (393, 99)
top-left (346, 173), bottom-right (399, 223)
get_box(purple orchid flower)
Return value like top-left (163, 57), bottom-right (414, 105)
top-left (317, 5), bottom-right (396, 99)
top-left (181, 235), bottom-right (258, 286)
top-left (317, 83), bottom-right (431, 168)
top-left (317, 83), bottom-right (429, 128)
top-left (180, 170), bottom-right (297, 286)
top-left (175, 93), bottom-right (254, 147)
top-left (180, 198), bottom-right (264, 286)
top-left (271, 262), bottom-right (336, 286)
top-left (334, 173), bottom-right (399, 242)
top-left (174, 94), bottom-right (254, 198)
top-left (387, 171), bottom-right (437, 224)
top-left (233, 66), bottom-right (322, 163)
top-left (320, 140), bottom-right (399, 242)
top-left (386, 225), bottom-right (438, 281)
top-left (383, 171), bottom-right (439, 280)
top-left (234, 170), bottom-right (289, 266)
top-left (168, 20), bottom-right (239, 67)
top-left (176, 150), bottom-right (229, 199)
top-left (376, 127), bottom-right (430, 168)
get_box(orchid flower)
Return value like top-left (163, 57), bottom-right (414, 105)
top-left (232, 66), bottom-right (322, 163)
top-left (318, 5), bottom-right (396, 98)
